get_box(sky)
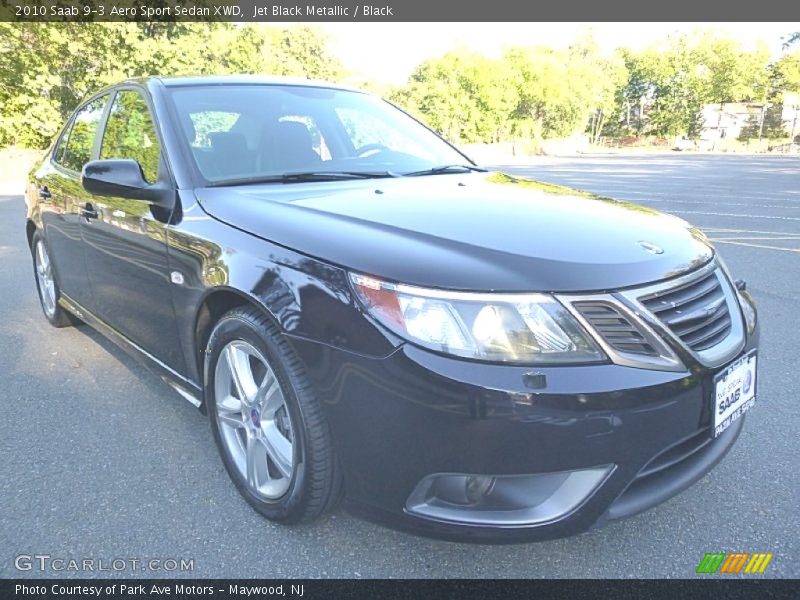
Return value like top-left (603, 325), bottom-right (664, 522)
top-left (285, 22), bottom-right (800, 86)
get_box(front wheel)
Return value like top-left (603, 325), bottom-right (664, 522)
top-left (205, 307), bottom-right (342, 523)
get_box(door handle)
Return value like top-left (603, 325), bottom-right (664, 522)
top-left (38, 186), bottom-right (51, 200)
top-left (80, 203), bottom-right (98, 220)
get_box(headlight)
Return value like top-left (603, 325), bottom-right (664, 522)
top-left (350, 273), bottom-right (606, 364)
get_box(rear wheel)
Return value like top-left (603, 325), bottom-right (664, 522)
top-left (206, 307), bottom-right (342, 523)
top-left (31, 231), bottom-right (74, 328)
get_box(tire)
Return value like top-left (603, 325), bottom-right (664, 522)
top-left (31, 231), bottom-right (75, 328)
top-left (205, 306), bottom-right (342, 523)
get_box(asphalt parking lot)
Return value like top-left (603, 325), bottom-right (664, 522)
top-left (1, 153), bottom-right (797, 578)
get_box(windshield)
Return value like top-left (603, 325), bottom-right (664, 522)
top-left (167, 84), bottom-right (470, 184)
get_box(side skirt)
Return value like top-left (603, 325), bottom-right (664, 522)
top-left (59, 293), bottom-right (205, 410)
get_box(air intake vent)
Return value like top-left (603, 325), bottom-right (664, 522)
top-left (572, 301), bottom-right (658, 356)
top-left (640, 270), bottom-right (732, 351)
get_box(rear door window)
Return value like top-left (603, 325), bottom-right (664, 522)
top-left (58, 95), bottom-right (108, 172)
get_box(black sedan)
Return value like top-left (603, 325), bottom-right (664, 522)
top-left (25, 76), bottom-right (759, 542)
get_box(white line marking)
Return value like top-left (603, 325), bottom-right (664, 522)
top-left (703, 228), bottom-right (791, 234)
top-left (671, 210), bottom-right (800, 221)
top-left (713, 240), bottom-right (800, 253)
top-left (711, 236), bottom-right (800, 241)
top-left (643, 199), bottom-right (800, 209)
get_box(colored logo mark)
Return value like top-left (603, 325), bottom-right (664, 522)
top-left (696, 552), bottom-right (773, 574)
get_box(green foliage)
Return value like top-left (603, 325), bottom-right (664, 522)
top-left (735, 51), bottom-right (800, 141)
top-left (2, 24), bottom-right (797, 150)
top-left (611, 32), bottom-right (772, 137)
top-left (393, 30), bottom-right (782, 143)
top-left (59, 96), bottom-right (106, 171)
top-left (0, 23), bottom-right (343, 148)
top-left (736, 106), bottom-right (787, 142)
top-left (393, 37), bottom-right (626, 145)
top-left (391, 50), bottom-right (518, 143)
top-left (771, 51), bottom-right (800, 96)
top-left (504, 45), bottom-right (591, 138)
top-left (100, 90), bottom-right (161, 182)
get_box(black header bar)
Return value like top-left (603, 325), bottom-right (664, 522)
top-left (2, 0), bottom-right (800, 22)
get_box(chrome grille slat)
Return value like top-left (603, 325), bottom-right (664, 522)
top-left (615, 343), bottom-right (656, 354)
top-left (604, 333), bottom-right (647, 343)
top-left (671, 303), bottom-right (729, 337)
top-left (658, 295), bottom-right (726, 327)
top-left (639, 267), bottom-right (734, 354)
top-left (683, 319), bottom-right (732, 350)
top-left (572, 301), bottom-right (659, 357)
top-left (646, 273), bottom-right (720, 314)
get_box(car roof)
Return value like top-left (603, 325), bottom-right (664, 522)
top-left (136, 74), bottom-right (367, 94)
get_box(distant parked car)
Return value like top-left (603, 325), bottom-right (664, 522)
top-left (26, 76), bottom-right (759, 542)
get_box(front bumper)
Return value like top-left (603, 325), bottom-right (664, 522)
top-left (289, 316), bottom-right (758, 543)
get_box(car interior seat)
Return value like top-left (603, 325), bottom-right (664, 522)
top-left (259, 121), bottom-right (321, 172)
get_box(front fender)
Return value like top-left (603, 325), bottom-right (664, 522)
top-left (166, 191), bottom-right (400, 387)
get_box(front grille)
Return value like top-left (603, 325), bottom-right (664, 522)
top-left (573, 301), bottom-right (657, 356)
top-left (640, 269), bottom-right (732, 351)
top-left (560, 262), bottom-right (744, 371)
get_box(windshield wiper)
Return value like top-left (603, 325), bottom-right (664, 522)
top-left (208, 171), bottom-right (399, 187)
top-left (403, 164), bottom-right (489, 177)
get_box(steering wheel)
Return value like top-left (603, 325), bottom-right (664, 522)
top-left (355, 143), bottom-right (390, 158)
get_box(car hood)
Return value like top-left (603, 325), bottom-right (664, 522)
top-left (194, 171), bottom-right (713, 292)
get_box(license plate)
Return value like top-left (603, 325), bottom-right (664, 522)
top-left (713, 350), bottom-right (757, 437)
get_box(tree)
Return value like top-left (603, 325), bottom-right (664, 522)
top-left (392, 50), bottom-right (517, 143)
top-left (0, 23), bottom-right (343, 148)
top-left (566, 36), bottom-right (628, 144)
top-left (771, 51), bottom-right (800, 94)
top-left (763, 51), bottom-right (800, 140)
top-left (504, 46), bottom-right (588, 139)
top-left (612, 48), bottom-right (662, 135)
top-left (701, 36), bottom-right (769, 146)
top-left (643, 34), bottom-right (712, 136)
top-left (614, 32), bottom-right (770, 138)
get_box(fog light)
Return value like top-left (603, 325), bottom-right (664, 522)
top-left (465, 475), bottom-right (495, 503)
top-left (406, 466), bottom-right (613, 526)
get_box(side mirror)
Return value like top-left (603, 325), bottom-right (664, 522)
top-left (82, 159), bottom-right (149, 198)
top-left (82, 159), bottom-right (172, 209)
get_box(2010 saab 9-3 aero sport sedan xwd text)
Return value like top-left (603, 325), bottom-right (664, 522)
top-left (26, 76), bottom-right (759, 542)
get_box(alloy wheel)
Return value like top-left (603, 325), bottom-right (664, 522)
top-left (35, 240), bottom-right (56, 317)
top-left (214, 340), bottom-right (296, 499)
